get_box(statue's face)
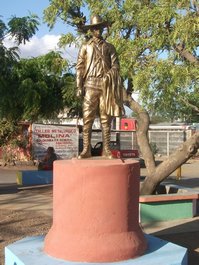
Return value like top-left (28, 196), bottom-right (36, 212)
top-left (91, 27), bottom-right (103, 38)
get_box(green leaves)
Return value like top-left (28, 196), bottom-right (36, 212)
top-left (7, 13), bottom-right (39, 44)
top-left (14, 52), bottom-right (69, 121)
top-left (0, 18), bottom-right (7, 40)
top-left (43, 0), bottom-right (84, 30)
top-left (0, 49), bottom-right (74, 122)
top-left (59, 33), bottom-right (77, 47)
top-left (61, 73), bottom-right (82, 117)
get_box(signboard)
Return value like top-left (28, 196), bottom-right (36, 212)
top-left (32, 123), bottom-right (79, 160)
top-left (120, 118), bottom-right (137, 131)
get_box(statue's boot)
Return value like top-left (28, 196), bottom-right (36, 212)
top-left (78, 130), bottom-right (91, 159)
top-left (79, 147), bottom-right (91, 159)
top-left (102, 125), bottom-right (113, 159)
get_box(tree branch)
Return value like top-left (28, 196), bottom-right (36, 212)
top-left (140, 132), bottom-right (199, 195)
top-left (180, 96), bottom-right (199, 113)
top-left (123, 89), bottom-right (156, 175)
top-left (174, 44), bottom-right (199, 64)
top-left (192, 0), bottom-right (199, 15)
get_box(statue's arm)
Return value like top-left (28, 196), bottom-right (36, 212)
top-left (76, 44), bottom-right (86, 97)
top-left (109, 44), bottom-right (120, 71)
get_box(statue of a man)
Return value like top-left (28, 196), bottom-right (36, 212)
top-left (76, 15), bottom-right (123, 159)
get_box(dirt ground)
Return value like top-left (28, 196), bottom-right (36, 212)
top-left (0, 209), bottom-right (52, 264)
top-left (0, 187), bottom-right (52, 264)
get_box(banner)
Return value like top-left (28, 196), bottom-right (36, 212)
top-left (32, 123), bottom-right (79, 160)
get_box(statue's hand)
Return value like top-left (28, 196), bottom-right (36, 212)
top-left (103, 75), bottom-right (108, 85)
top-left (76, 87), bottom-right (83, 98)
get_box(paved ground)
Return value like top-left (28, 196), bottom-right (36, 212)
top-left (0, 158), bottom-right (199, 264)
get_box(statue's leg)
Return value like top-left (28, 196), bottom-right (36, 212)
top-left (99, 94), bottom-right (113, 159)
top-left (101, 121), bottom-right (113, 159)
top-left (79, 89), bottom-right (99, 159)
top-left (79, 125), bottom-right (92, 158)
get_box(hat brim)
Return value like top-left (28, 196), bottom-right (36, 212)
top-left (82, 21), bottom-right (109, 30)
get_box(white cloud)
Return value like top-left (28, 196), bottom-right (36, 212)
top-left (3, 34), bottom-right (78, 63)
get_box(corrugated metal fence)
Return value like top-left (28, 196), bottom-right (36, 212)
top-left (91, 128), bottom-right (194, 156)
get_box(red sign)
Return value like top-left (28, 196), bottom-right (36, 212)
top-left (120, 118), bottom-right (137, 131)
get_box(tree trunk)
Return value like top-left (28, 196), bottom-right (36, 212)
top-left (123, 89), bottom-right (156, 175)
top-left (123, 89), bottom-right (199, 195)
top-left (140, 132), bottom-right (199, 195)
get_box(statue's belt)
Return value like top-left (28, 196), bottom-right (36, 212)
top-left (85, 77), bottom-right (104, 89)
top-left (86, 76), bottom-right (103, 81)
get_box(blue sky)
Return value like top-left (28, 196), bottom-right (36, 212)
top-left (1, 0), bottom-right (78, 61)
top-left (1, 0), bottom-right (63, 37)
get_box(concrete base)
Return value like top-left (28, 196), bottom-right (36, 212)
top-left (45, 159), bottom-right (146, 262)
top-left (5, 235), bottom-right (187, 265)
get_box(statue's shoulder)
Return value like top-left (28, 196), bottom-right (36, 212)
top-left (80, 38), bottom-right (93, 49)
top-left (103, 41), bottom-right (116, 52)
top-left (80, 40), bottom-right (87, 47)
top-left (87, 38), bottom-right (93, 45)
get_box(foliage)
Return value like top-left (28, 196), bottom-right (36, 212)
top-left (12, 51), bottom-right (69, 121)
top-left (44, 0), bottom-right (199, 122)
top-left (0, 13), bottom-right (39, 59)
top-left (0, 13), bottom-right (39, 120)
top-left (0, 120), bottom-right (28, 149)
top-left (0, 14), bottom-right (80, 162)
top-left (0, 120), bottom-right (19, 146)
top-left (0, 120), bottom-right (28, 163)
top-left (0, 14), bottom-right (80, 123)
top-left (150, 114), bottom-right (171, 124)
top-left (149, 142), bottom-right (159, 155)
top-left (7, 13), bottom-right (40, 45)
top-left (0, 48), bottom-right (77, 121)
top-left (62, 73), bottom-right (83, 117)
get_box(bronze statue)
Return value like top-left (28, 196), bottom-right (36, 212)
top-left (76, 15), bottom-right (123, 159)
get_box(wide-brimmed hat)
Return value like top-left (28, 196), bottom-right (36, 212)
top-left (82, 15), bottom-right (109, 30)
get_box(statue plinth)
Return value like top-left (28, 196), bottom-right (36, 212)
top-left (44, 158), bottom-right (147, 262)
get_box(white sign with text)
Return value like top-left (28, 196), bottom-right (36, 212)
top-left (32, 123), bottom-right (79, 160)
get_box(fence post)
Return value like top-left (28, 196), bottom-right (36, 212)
top-left (176, 166), bottom-right (182, 180)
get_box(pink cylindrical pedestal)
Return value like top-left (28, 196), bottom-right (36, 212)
top-left (44, 159), bottom-right (147, 262)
